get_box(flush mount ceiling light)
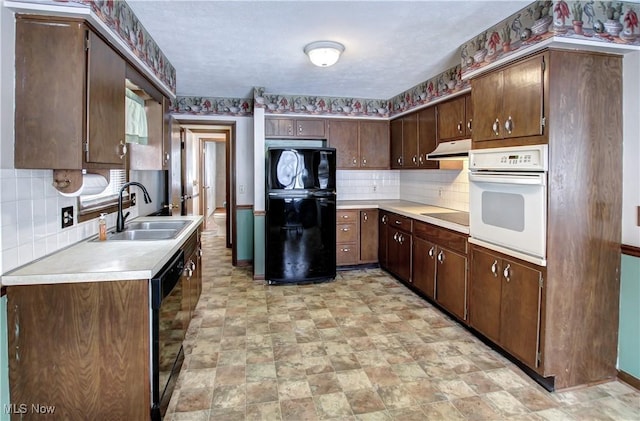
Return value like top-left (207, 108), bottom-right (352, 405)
top-left (304, 41), bottom-right (345, 67)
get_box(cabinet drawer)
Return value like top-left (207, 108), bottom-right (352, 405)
top-left (337, 223), bottom-right (357, 243)
top-left (414, 220), bottom-right (467, 255)
top-left (388, 213), bottom-right (412, 233)
top-left (337, 243), bottom-right (358, 265)
top-left (337, 210), bottom-right (358, 222)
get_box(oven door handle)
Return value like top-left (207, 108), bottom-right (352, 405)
top-left (469, 172), bottom-right (546, 186)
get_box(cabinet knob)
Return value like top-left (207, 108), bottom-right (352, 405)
top-left (119, 140), bottom-right (127, 159)
top-left (352, 158), bottom-right (357, 166)
top-left (503, 264), bottom-right (511, 282)
top-left (362, 158), bottom-right (367, 166)
top-left (341, 227), bottom-right (350, 232)
top-left (505, 116), bottom-right (513, 135)
top-left (491, 260), bottom-right (498, 277)
top-left (342, 214), bottom-right (350, 219)
top-left (492, 119), bottom-right (500, 136)
top-left (164, 152), bottom-right (170, 163)
top-left (363, 213), bottom-right (368, 221)
top-left (341, 247), bottom-right (350, 252)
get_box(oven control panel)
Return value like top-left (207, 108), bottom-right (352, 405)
top-left (470, 145), bottom-right (548, 171)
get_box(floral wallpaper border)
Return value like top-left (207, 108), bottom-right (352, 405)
top-left (460, 1), bottom-right (639, 78)
top-left (170, 96), bottom-right (253, 116)
top-left (21, 0), bottom-right (177, 94)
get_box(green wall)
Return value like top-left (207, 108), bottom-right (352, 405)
top-left (254, 214), bottom-right (265, 277)
top-left (236, 208), bottom-right (254, 262)
top-left (1, 295), bottom-right (9, 421)
top-left (619, 254), bottom-right (640, 378)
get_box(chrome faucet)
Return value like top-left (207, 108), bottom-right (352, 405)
top-left (116, 182), bottom-right (152, 232)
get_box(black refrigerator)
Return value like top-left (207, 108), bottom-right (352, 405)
top-left (265, 147), bottom-right (336, 284)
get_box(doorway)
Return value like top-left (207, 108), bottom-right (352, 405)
top-left (199, 134), bottom-right (230, 243)
top-left (170, 120), bottom-right (236, 260)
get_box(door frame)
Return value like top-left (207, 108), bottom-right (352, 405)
top-left (174, 120), bottom-right (236, 263)
top-left (199, 133), bottom-right (231, 245)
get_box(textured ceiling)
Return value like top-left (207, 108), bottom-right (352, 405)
top-left (126, 0), bottom-right (531, 99)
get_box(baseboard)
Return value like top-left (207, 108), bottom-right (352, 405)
top-left (253, 275), bottom-right (265, 281)
top-left (618, 370), bottom-right (640, 391)
top-left (235, 259), bottom-right (252, 267)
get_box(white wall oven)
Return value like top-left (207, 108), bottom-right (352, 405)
top-left (469, 145), bottom-right (548, 266)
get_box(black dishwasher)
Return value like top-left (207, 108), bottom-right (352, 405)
top-left (150, 250), bottom-right (186, 420)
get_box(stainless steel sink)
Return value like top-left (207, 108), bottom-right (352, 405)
top-left (107, 229), bottom-right (179, 241)
top-left (126, 221), bottom-right (190, 231)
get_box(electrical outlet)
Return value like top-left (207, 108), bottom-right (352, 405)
top-left (61, 206), bottom-right (74, 228)
top-left (438, 187), bottom-right (444, 197)
top-left (130, 193), bottom-right (136, 206)
top-left (372, 185), bottom-right (377, 192)
top-left (239, 184), bottom-right (246, 194)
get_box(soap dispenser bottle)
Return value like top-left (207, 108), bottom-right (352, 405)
top-left (98, 213), bottom-right (107, 241)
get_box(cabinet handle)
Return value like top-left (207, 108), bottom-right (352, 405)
top-left (397, 157), bottom-right (403, 165)
top-left (491, 260), bottom-right (498, 277)
top-left (298, 125), bottom-right (303, 133)
top-left (437, 250), bottom-right (444, 263)
top-left (341, 248), bottom-right (350, 252)
top-left (197, 247), bottom-right (203, 258)
top-left (342, 215), bottom-right (350, 219)
top-left (341, 227), bottom-right (350, 232)
top-left (418, 155), bottom-right (424, 165)
top-left (352, 158), bottom-right (357, 166)
top-left (457, 121), bottom-right (463, 133)
top-left (492, 119), bottom-right (500, 136)
top-left (164, 152), bottom-right (170, 163)
top-left (363, 213), bottom-right (368, 221)
top-left (467, 119), bottom-right (473, 132)
top-left (394, 220), bottom-right (402, 225)
top-left (503, 264), bottom-right (511, 282)
top-left (119, 140), bottom-right (127, 159)
top-left (393, 232), bottom-right (399, 242)
top-left (362, 158), bottom-right (367, 166)
top-left (428, 246), bottom-right (435, 258)
top-left (505, 116), bottom-right (513, 134)
top-left (382, 215), bottom-right (388, 224)
top-left (398, 234), bottom-right (403, 245)
top-left (412, 155), bottom-right (418, 165)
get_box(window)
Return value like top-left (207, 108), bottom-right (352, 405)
top-left (78, 169), bottom-right (129, 221)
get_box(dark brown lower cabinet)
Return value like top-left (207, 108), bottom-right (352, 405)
top-left (360, 209), bottom-right (378, 263)
top-left (435, 247), bottom-right (467, 321)
top-left (470, 245), bottom-right (544, 370)
top-left (412, 237), bottom-right (436, 299)
top-left (387, 227), bottom-right (412, 283)
top-left (337, 209), bottom-right (378, 266)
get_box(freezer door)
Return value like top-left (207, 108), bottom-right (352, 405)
top-left (266, 196), bottom-right (336, 283)
top-left (266, 147), bottom-right (336, 191)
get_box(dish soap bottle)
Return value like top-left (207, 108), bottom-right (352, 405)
top-left (98, 213), bottom-right (107, 241)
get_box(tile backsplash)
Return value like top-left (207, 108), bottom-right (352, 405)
top-left (0, 169), bottom-right (140, 274)
top-left (337, 161), bottom-right (469, 212)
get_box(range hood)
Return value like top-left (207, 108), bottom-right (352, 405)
top-left (426, 139), bottom-right (470, 160)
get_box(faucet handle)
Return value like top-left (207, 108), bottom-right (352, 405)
top-left (123, 211), bottom-right (130, 224)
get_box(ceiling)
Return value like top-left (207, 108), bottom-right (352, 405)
top-left (126, 0), bottom-right (531, 100)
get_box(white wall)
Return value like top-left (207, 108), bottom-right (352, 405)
top-left (622, 51), bottom-right (640, 248)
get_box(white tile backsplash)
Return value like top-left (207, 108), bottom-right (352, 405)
top-left (336, 170), bottom-right (400, 201)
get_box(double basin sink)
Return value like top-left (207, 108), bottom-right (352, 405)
top-left (103, 220), bottom-right (190, 241)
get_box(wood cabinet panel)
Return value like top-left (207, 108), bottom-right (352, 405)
top-left (379, 211), bottom-right (390, 267)
top-left (337, 223), bottom-right (358, 243)
top-left (337, 243), bottom-right (358, 266)
top-left (265, 118), bottom-right (294, 137)
top-left (297, 119), bottom-right (326, 137)
top-left (469, 247), bottom-right (502, 343)
top-left (360, 209), bottom-right (379, 263)
top-left (86, 30), bottom-right (126, 166)
top-left (435, 248), bottom-right (467, 321)
top-left (417, 106), bottom-right (438, 169)
top-left (359, 121), bottom-right (389, 169)
top-left (265, 117), bottom-right (326, 138)
top-left (413, 237), bottom-right (436, 299)
top-left (15, 17), bottom-right (85, 169)
top-left (388, 227), bottom-right (412, 283)
top-left (390, 119), bottom-right (403, 169)
top-left (465, 94), bottom-right (473, 137)
top-left (329, 120), bottom-right (359, 168)
top-left (8, 281), bottom-right (150, 419)
top-left (413, 221), bottom-right (467, 255)
top-left (402, 113), bottom-right (419, 167)
top-left (437, 95), bottom-right (466, 142)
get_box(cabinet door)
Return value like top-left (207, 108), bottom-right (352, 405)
top-left (360, 209), bottom-right (378, 263)
top-left (500, 258), bottom-right (542, 369)
top-left (388, 228), bottom-right (412, 283)
top-left (435, 248), bottom-right (467, 321)
top-left (402, 113), bottom-right (419, 168)
top-left (265, 118), bottom-right (294, 137)
top-left (390, 118), bottom-right (403, 169)
top-left (296, 119), bottom-right (326, 138)
top-left (501, 54), bottom-right (545, 140)
top-left (471, 70), bottom-right (504, 142)
top-left (417, 106), bottom-right (438, 169)
top-left (329, 120), bottom-right (359, 169)
top-left (86, 30), bottom-right (126, 166)
top-left (413, 237), bottom-right (436, 299)
top-left (379, 212), bottom-right (389, 268)
top-left (469, 247), bottom-right (502, 343)
top-left (15, 18), bottom-right (85, 169)
top-left (359, 121), bottom-right (389, 169)
top-left (437, 95), bottom-right (466, 142)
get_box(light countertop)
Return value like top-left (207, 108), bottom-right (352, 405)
top-left (338, 200), bottom-right (469, 234)
top-left (2, 215), bottom-right (204, 287)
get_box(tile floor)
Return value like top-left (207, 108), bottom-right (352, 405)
top-left (166, 226), bottom-right (640, 420)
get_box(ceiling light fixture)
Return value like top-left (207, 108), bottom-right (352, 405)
top-left (304, 41), bottom-right (345, 67)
